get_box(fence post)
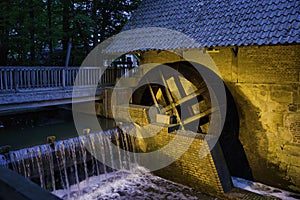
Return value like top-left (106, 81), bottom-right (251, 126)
top-left (62, 67), bottom-right (66, 88)
top-left (9, 69), bottom-right (13, 91)
top-left (4, 70), bottom-right (8, 91)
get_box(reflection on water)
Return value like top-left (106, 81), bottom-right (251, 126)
top-left (0, 108), bottom-right (116, 150)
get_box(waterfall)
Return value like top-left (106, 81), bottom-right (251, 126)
top-left (0, 127), bottom-right (138, 198)
top-left (78, 136), bottom-right (89, 186)
top-left (0, 154), bottom-right (7, 168)
top-left (97, 133), bottom-right (107, 178)
top-left (41, 145), bottom-right (56, 191)
top-left (56, 140), bottom-right (70, 198)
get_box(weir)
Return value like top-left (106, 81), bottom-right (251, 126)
top-left (0, 123), bottom-right (237, 199)
top-left (0, 127), bottom-right (138, 198)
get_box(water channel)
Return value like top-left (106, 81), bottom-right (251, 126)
top-left (0, 107), bottom-right (299, 200)
top-left (0, 108), bottom-right (215, 199)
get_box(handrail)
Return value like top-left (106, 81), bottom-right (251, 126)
top-left (0, 66), bottom-right (134, 93)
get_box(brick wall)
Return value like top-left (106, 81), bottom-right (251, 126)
top-left (238, 45), bottom-right (300, 84)
top-left (141, 50), bottom-right (181, 64)
top-left (114, 104), bottom-right (150, 126)
top-left (133, 125), bottom-right (232, 198)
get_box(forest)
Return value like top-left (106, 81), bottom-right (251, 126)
top-left (0, 0), bottom-right (140, 66)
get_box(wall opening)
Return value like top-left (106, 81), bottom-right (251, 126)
top-left (131, 61), bottom-right (252, 180)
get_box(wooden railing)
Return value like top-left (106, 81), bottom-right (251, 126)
top-left (0, 66), bottom-right (134, 93)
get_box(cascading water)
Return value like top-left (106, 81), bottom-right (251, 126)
top-left (78, 136), bottom-right (89, 186)
top-left (2, 126), bottom-right (297, 200)
top-left (0, 154), bottom-right (7, 168)
top-left (0, 127), bottom-right (139, 199)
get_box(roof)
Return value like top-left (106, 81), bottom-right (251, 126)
top-left (105, 0), bottom-right (300, 53)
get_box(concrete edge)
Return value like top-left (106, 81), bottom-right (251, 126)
top-left (0, 166), bottom-right (61, 200)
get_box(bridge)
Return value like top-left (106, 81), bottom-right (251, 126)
top-left (0, 65), bottom-right (134, 114)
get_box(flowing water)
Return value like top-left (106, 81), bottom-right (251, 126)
top-left (1, 109), bottom-right (299, 200)
top-left (0, 127), bottom-right (215, 200)
top-left (1, 128), bottom-right (125, 189)
top-left (52, 165), bottom-right (214, 200)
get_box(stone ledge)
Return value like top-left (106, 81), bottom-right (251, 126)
top-left (0, 166), bottom-right (60, 200)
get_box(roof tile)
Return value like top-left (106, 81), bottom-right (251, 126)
top-left (108, 0), bottom-right (300, 52)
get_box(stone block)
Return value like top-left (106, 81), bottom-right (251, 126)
top-left (289, 154), bottom-right (300, 167)
top-left (288, 166), bottom-right (300, 188)
top-left (261, 112), bottom-right (283, 127)
top-left (285, 114), bottom-right (300, 144)
top-left (282, 144), bottom-right (300, 157)
top-left (277, 127), bottom-right (293, 142)
top-left (255, 89), bottom-right (269, 103)
top-left (270, 91), bottom-right (293, 103)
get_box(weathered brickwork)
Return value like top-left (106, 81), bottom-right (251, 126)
top-left (290, 121), bottom-right (300, 143)
top-left (139, 44), bottom-right (300, 192)
top-left (134, 125), bottom-right (232, 198)
top-left (98, 87), bottom-right (134, 119)
top-left (238, 45), bottom-right (300, 84)
top-left (207, 48), bottom-right (233, 82)
top-left (208, 44), bottom-right (300, 192)
top-left (113, 104), bottom-right (150, 126)
top-left (141, 50), bottom-right (181, 64)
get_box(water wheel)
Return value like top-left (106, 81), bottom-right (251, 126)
top-left (128, 61), bottom-right (252, 179)
top-left (131, 61), bottom-right (212, 133)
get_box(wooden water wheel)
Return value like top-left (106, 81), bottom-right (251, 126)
top-left (128, 61), bottom-right (253, 179)
top-left (131, 61), bottom-right (213, 133)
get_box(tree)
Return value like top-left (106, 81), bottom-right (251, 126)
top-left (0, 1), bottom-right (12, 65)
top-left (0, 0), bottom-right (141, 66)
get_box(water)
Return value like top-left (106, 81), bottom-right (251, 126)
top-left (0, 108), bottom-right (115, 150)
top-left (232, 177), bottom-right (300, 200)
top-left (52, 165), bottom-right (214, 200)
top-left (1, 118), bottom-right (299, 200)
top-left (1, 128), bottom-right (136, 192)
top-left (0, 126), bottom-right (214, 199)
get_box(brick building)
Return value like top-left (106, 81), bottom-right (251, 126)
top-left (105, 0), bottom-right (300, 193)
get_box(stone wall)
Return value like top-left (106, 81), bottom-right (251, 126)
top-left (208, 44), bottom-right (300, 192)
top-left (139, 44), bottom-right (300, 192)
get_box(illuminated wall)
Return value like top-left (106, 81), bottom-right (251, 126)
top-left (139, 44), bottom-right (300, 192)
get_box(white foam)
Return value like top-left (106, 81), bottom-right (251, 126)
top-left (232, 177), bottom-right (300, 200)
top-left (52, 165), bottom-right (211, 200)
top-left (52, 165), bottom-right (300, 200)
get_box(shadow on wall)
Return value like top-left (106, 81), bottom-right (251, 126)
top-left (169, 61), bottom-right (254, 181)
top-left (227, 83), bottom-right (294, 190)
top-left (219, 85), bottom-right (253, 180)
